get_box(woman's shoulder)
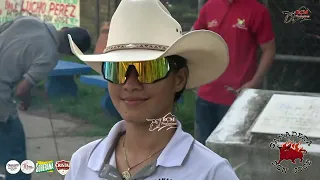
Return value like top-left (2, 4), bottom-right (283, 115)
top-left (70, 123), bottom-right (124, 166)
top-left (187, 141), bottom-right (239, 179)
top-left (65, 138), bottom-right (108, 179)
top-left (190, 140), bottom-right (230, 167)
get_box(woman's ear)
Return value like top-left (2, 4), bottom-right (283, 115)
top-left (174, 67), bottom-right (188, 92)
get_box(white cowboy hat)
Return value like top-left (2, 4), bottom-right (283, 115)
top-left (68, 0), bottom-right (229, 89)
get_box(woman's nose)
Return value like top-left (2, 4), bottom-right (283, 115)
top-left (123, 65), bottom-right (142, 91)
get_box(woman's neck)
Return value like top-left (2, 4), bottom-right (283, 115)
top-left (124, 122), bottom-right (176, 155)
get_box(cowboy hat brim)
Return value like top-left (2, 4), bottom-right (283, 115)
top-left (68, 30), bottom-right (229, 89)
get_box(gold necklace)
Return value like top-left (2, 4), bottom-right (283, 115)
top-left (121, 135), bottom-right (164, 180)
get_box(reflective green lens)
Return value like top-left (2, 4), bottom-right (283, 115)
top-left (102, 58), bottom-right (170, 84)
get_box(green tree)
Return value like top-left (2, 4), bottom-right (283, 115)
top-left (167, 0), bottom-right (198, 30)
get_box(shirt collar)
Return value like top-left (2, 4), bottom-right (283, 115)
top-left (156, 121), bottom-right (194, 167)
top-left (87, 120), bottom-right (194, 171)
top-left (88, 121), bottom-right (125, 171)
top-left (44, 23), bottom-right (60, 46)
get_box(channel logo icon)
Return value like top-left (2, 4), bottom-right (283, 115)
top-left (21, 160), bottom-right (35, 174)
top-left (6, 160), bottom-right (20, 174)
top-left (35, 160), bottom-right (54, 173)
top-left (55, 160), bottom-right (70, 175)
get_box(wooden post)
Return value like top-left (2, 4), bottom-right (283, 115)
top-left (94, 22), bottom-right (110, 54)
top-left (96, 0), bottom-right (101, 38)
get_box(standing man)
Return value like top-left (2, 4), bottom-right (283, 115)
top-left (0, 16), bottom-right (91, 180)
top-left (193, 0), bottom-right (276, 145)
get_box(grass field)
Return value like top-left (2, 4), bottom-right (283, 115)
top-left (30, 56), bottom-right (196, 136)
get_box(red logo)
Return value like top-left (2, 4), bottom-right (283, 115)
top-left (277, 141), bottom-right (306, 164)
top-left (295, 9), bottom-right (311, 18)
top-left (270, 131), bottom-right (312, 174)
top-left (55, 160), bottom-right (70, 175)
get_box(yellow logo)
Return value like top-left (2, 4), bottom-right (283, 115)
top-left (35, 160), bottom-right (54, 173)
top-left (233, 18), bottom-right (247, 30)
top-left (237, 18), bottom-right (245, 25)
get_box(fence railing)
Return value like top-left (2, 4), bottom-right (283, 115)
top-left (263, 54), bottom-right (320, 89)
top-left (275, 54), bottom-right (320, 63)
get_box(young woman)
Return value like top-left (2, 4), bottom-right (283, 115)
top-left (65, 0), bottom-right (239, 179)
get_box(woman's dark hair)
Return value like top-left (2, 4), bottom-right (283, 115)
top-left (166, 55), bottom-right (188, 102)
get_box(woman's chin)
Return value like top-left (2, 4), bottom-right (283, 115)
top-left (121, 114), bottom-right (150, 124)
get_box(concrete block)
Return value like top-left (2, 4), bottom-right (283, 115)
top-left (206, 89), bottom-right (320, 180)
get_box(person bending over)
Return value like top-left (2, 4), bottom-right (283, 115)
top-left (0, 16), bottom-right (91, 180)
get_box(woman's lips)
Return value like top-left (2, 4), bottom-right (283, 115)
top-left (122, 97), bottom-right (148, 106)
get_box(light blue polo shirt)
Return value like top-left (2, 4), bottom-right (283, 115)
top-left (65, 121), bottom-right (239, 180)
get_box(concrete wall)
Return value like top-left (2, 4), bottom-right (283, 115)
top-left (80, 0), bottom-right (118, 46)
top-left (207, 89), bottom-right (320, 180)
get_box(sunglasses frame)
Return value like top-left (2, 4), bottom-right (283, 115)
top-left (101, 58), bottom-right (177, 84)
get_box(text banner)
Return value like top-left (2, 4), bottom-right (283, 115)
top-left (0, 0), bottom-right (80, 29)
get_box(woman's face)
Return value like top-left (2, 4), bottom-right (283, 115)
top-left (108, 63), bottom-right (188, 124)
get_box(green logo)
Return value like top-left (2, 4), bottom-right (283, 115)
top-left (35, 160), bottom-right (54, 173)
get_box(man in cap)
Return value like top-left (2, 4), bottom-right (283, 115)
top-left (0, 16), bottom-right (91, 180)
top-left (193, 0), bottom-right (276, 145)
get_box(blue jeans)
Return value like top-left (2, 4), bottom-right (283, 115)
top-left (195, 97), bottom-right (230, 145)
top-left (0, 116), bottom-right (31, 180)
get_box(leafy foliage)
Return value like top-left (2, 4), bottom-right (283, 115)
top-left (166, 0), bottom-right (198, 30)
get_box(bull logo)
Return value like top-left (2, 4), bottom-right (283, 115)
top-left (269, 132), bottom-right (312, 174)
top-left (277, 141), bottom-right (307, 164)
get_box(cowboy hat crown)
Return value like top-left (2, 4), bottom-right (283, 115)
top-left (107, 0), bottom-right (182, 48)
top-left (67, 0), bottom-right (229, 89)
